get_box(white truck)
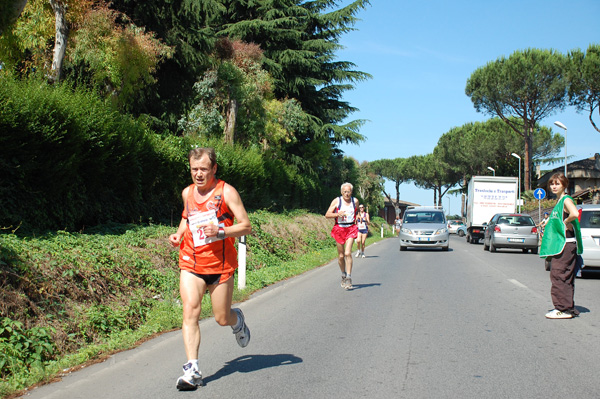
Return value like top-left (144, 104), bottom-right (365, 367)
top-left (465, 176), bottom-right (518, 244)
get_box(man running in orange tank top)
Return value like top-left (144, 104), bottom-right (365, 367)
top-left (169, 147), bottom-right (252, 391)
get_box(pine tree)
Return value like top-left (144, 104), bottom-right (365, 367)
top-left (218, 0), bottom-right (371, 152)
top-left (107, 0), bottom-right (223, 129)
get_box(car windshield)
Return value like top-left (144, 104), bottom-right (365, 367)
top-left (580, 210), bottom-right (600, 228)
top-left (404, 211), bottom-right (445, 224)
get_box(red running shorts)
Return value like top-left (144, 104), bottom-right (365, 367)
top-left (331, 224), bottom-right (358, 245)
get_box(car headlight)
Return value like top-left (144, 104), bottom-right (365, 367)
top-left (435, 228), bottom-right (448, 235)
top-left (401, 228), bottom-right (412, 234)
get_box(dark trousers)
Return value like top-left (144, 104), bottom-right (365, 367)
top-left (550, 242), bottom-right (579, 315)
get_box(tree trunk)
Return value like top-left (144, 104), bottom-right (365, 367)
top-left (394, 181), bottom-right (400, 214)
top-left (461, 176), bottom-right (467, 217)
top-left (523, 122), bottom-right (533, 191)
top-left (589, 108), bottom-right (600, 133)
top-left (48, 0), bottom-right (68, 85)
top-left (223, 97), bottom-right (238, 145)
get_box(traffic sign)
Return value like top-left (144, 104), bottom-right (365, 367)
top-left (534, 188), bottom-right (546, 200)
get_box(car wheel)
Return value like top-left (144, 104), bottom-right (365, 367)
top-left (531, 247), bottom-right (538, 255)
top-left (442, 245), bottom-right (449, 251)
top-left (483, 239), bottom-right (489, 251)
top-left (489, 241), bottom-right (496, 252)
top-left (400, 245), bottom-right (407, 251)
top-left (458, 230), bottom-right (465, 237)
top-left (466, 235), bottom-right (471, 243)
top-left (545, 258), bottom-right (551, 271)
top-left (522, 248), bottom-right (528, 253)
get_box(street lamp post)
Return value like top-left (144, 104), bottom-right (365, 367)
top-left (487, 166), bottom-right (495, 176)
top-left (511, 153), bottom-right (521, 213)
top-left (554, 121), bottom-right (568, 176)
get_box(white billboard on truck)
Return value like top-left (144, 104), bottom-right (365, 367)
top-left (466, 176), bottom-right (518, 243)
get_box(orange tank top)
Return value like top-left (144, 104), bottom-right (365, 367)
top-left (179, 180), bottom-right (238, 274)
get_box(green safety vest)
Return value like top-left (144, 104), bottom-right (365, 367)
top-left (539, 195), bottom-right (583, 258)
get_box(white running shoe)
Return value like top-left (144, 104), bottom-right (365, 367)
top-left (355, 250), bottom-right (361, 258)
top-left (232, 308), bottom-right (251, 347)
top-left (176, 362), bottom-right (203, 391)
top-left (361, 252), bottom-right (365, 258)
top-left (545, 309), bottom-right (573, 319)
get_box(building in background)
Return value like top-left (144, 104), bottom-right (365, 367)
top-left (538, 153), bottom-right (600, 203)
top-left (379, 199), bottom-right (420, 225)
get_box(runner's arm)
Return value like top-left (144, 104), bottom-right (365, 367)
top-left (168, 187), bottom-right (190, 247)
top-left (563, 197), bottom-right (579, 231)
top-left (325, 198), bottom-right (342, 219)
top-left (217, 183), bottom-right (252, 238)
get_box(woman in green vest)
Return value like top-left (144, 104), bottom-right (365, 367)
top-left (539, 173), bottom-right (582, 319)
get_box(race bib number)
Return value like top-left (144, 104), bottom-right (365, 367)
top-left (188, 210), bottom-right (221, 247)
top-left (358, 222), bottom-right (366, 230)
top-left (339, 210), bottom-right (354, 224)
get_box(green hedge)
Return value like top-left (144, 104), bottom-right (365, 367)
top-left (0, 76), bottom-right (181, 231)
top-left (0, 77), bottom-right (327, 232)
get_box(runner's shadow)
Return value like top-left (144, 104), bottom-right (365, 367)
top-left (347, 283), bottom-right (381, 291)
top-left (203, 354), bottom-right (302, 384)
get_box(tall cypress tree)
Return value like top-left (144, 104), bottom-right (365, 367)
top-left (107, 0), bottom-right (224, 130)
top-left (219, 0), bottom-right (371, 151)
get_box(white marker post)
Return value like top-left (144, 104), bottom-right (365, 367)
top-left (238, 236), bottom-right (247, 290)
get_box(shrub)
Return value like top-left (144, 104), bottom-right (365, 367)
top-left (0, 76), bottom-right (185, 231)
top-left (0, 76), bottom-right (328, 233)
top-left (0, 317), bottom-right (56, 379)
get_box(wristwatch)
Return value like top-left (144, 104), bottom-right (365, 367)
top-left (217, 227), bottom-right (225, 239)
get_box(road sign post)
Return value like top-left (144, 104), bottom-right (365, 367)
top-left (534, 188), bottom-right (546, 221)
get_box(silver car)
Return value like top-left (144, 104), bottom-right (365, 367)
top-left (579, 204), bottom-right (600, 269)
top-left (447, 220), bottom-right (465, 234)
top-left (399, 207), bottom-right (449, 251)
top-left (483, 213), bottom-right (539, 253)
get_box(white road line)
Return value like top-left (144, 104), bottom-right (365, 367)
top-left (508, 279), bottom-right (527, 288)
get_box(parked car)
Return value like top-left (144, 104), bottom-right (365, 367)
top-left (483, 213), bottom-right (538, 253)
top-left (447, 220), bottom-right (465, 234)
top-left (579, 204), bottom-right (600, 270)
top-left (399, 206), bottom-right (449, 251)
top-left (456, 225), bottom-right (467, 237)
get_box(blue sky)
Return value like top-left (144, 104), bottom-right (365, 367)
top-left (335, 0), bottom-right (600, 216)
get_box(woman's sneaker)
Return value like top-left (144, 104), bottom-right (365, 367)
top-left (355, 250), bottom-right (361, 257)
top-left (232, 308), bottom-right (251, 347)
top-left (545, 309), bottom-right (573, 319)
top-left (176, 362), bottom-right (203, 391)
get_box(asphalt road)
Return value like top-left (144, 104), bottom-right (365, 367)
top-left (22, 236), bottom-right (600, 399)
